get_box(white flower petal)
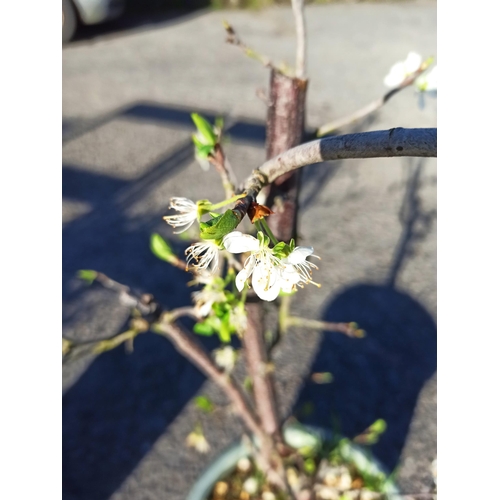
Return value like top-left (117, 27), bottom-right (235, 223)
top-left (223, 232), bottom-right (260, 253)
top-left (285, 247), bottom-right (314, 265)
top-left (252, 260), bottom-right (281, 302)
top-left (384, 62), bottom-right (406, 87)
top-left (405, 52), bottom-right (422, 73)
top-left (235, 255), bottom-right (256, 291)
top-left (279, 265), bottom-right (302, 293)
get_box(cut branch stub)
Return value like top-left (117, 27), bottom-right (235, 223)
top-left (265, 69), bottom-right (308, 242)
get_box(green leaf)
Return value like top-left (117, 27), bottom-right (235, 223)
top-left (214, 116), bottom-right (224, 132)
top-left (304, 458), bottom-right (316, 475)
top-left (193, 321), bottom-right (215, 336)
top-left (195, 144), bottom-right (214, 159)
top-left (199, 210), bottom-right (239, 240)
top-left (283, 424), bottom-right (322, 453)
top-left (195, 395), bottom-right (215, 413)
top-left (191, 113), bottom-right (217, 146)
top-left (218, 315), bottom-right (232, 343)
top-left (150, 233), bottom-right (175, 262)
top-left (353, 418), bottom-right (387, 445)
top-left (370, 419), bottom-right (387, 435)
top-left (271, 241), bottom-right (288, 258)
top-left (77, 269), bottom-right (98, 284)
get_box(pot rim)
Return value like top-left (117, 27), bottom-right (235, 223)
top-left (186, 424), bottom-right (401, 500)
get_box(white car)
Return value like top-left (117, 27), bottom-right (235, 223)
top-left (62, 0), bottom-right (125, 43)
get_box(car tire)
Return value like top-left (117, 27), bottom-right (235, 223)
top-left (62, 0), bottom-right (77, 44)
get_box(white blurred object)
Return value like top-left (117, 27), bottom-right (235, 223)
top-left (384, 52), bottom-right (423, 87)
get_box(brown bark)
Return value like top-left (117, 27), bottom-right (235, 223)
top-left (265, 69), bottom-right (308, 242)
top-left (243, 303), bottom-right (281, 438)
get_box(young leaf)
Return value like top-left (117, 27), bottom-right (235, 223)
top-left (77, 269), bottom-right (98, 284)
top-left (191, 113), bottom-right (217, 146)
top-left (194, 395), bottom-right (215, 413)
top-left (193, 321), bottom-right (215, 336)
top-left (150, 233), bottom-right (175, 262)
top-left (199, 210), bottom-right (239, 240)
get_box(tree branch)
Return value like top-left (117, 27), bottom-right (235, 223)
top-left (208, 144), bottom-right (237, 198)
top-left (224, 21), bottom-right (274, 69)
top-left (291, 0), bottom-right (307, 79)
top-left (315, 68), bottom-right (428, 137)
top-left (155, 319), bottom-right (267, 445)
top-left (243, 303), bottom-right (281, 437)
top-left (285, 317), bottom-right (365, 338)
top-left (232, 127), bottom-right (437, 225)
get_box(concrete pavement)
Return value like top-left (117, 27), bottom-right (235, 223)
top-left (63, 2), bottom-right (436, 498)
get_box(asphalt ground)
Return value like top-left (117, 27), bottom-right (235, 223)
top-left (63, 2), bottom-right (436, 499)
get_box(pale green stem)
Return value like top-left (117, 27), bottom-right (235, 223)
top-left (256, 218), bottom-right (279, 246)
top-left (208, 193), bottom-right (247, 211)
top-left (285, 317), bottom-right (364, 337)
top-left (93, 329), bottom-right (139, 354)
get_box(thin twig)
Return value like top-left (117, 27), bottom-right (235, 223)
top-left (316, 68), bottom-right (428, 137)
top-left (224, 20), bottom-right (274, 69)
top-left (291, 0), bottom-right (307, 79)
top-left (286, 317), bottom-right (364, 337)
top-left (208, 144), bottom-right (237, 198)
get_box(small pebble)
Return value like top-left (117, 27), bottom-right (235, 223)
top-left (213, 481), bottom-right (228, 496)
top-left (262, 492), bottom-right (276, 500)
top-left (242, 477), bottom-right (259, 495)
top-left (286, 467), bottom-right (300, 489)
top-left (338, 470), bottom-right (352, 490)
top-left (316, 486), bottom-right (340, 500)
top-left (237, 457), bottom-right (252, 473)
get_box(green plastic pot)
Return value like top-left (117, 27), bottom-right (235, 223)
top-left (186, 425), bottom-right (402, 500)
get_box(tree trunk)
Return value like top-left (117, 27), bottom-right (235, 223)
top-left (265, 69), bottom-right (308, 242)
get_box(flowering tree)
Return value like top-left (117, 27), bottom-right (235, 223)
top-left (63, 1), bottom-right (437, 497)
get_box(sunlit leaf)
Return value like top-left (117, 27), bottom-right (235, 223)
top-left (191, 113), bottom-right (217, 146)
top-left (150, 233), bottom-right (175, 262)
top-left (195, 395), bottom-right (215, 413)
top-left (77, 269), bottom-right (98, 284)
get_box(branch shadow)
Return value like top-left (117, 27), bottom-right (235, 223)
top-left (293, 158), bottom-right (436, 472)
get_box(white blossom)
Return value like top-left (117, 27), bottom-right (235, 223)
top-left (186, 427), bottom-right (210, 454)
top-left (213, 346), bottom-right (238, 373)
top-left (192, 287), bottom-right (226, 317)
top-left (185, 240), bottom-right (221, 271)
top-left (223, 231), bottom-right (321, 300)
top-left (229, 303), bottom-right (248, 335)
top-left (223, 231), bottom-right (283, 301)
top-left (280, 246), bottom-right (321, 292)
top-left (163, 197), bottom-right (198, 234)
top-left (384, 51), bottom-right (422, 88)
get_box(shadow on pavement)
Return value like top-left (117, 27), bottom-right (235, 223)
top-left (62, 100), bottom-right (271, 500)
top-left (62, 100), bottom-right (426, 498)
top-left (293, 159), bottom-right (437, 472)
